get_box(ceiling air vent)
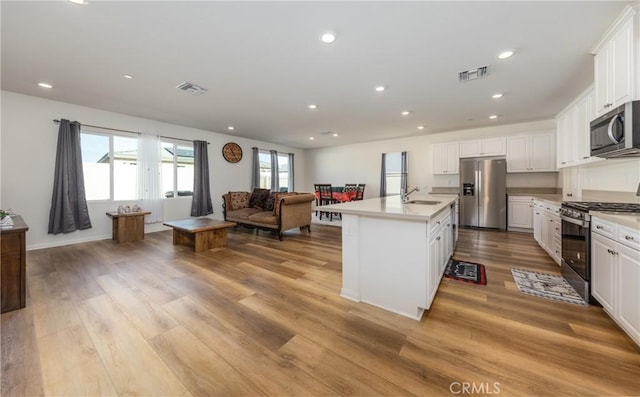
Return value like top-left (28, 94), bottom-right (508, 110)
top-left (176, 81), bottom-right (208, 96)
top-left (458, 66), bottom-right (488, 82)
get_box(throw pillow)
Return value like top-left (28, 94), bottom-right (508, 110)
top-left (263, 192), bottom-right (278, 212)
top-left (249, 188), bottom-right (271, 209)
top-left (228, 191), bottom-right (249, 211)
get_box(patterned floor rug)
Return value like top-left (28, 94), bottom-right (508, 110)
top-left (511, 268), bottom-right (588, 306)
top-left (444, 259), bottom-right (487, 285)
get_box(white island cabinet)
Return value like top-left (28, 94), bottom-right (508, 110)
top-left (321, 195), bottom-right (458, 320)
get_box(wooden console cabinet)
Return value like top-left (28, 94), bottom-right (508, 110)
top-left (1, 215), bottom-right (28, 313)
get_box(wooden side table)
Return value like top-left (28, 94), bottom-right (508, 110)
top-left (105, 211), bottom-right (151, 243)
top-left (163, 218), bottom-right (237, 252)
top-left (1, 215), bottom-right (28, 313)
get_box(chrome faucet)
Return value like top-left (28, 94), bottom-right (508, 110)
top-left (402, 186), bottom-right (420, 203)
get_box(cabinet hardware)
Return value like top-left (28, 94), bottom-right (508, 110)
top-left (555, 228), bottom-right (559, 231)
top-left (436, 236), bottom-right (441, 241)
top-left (567, 193), bottom-right (573, 197)
top-left (447, 224), bottom-right (451, 227)
top-left (536, 212), bottom-right (540, 215)
top-left (625, 235), bottom-right (634, 240)
top-left (596, 225), bottom-right (603, 229)
top-left (583, 156), bottom-right (589, 159)
top-left (607, 249), bottom-right (613, 254)
top-left (561, 161), bottom-right (567, 164)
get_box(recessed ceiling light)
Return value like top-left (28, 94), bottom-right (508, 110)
top-left (38, 82), bottom-right (53, 89)
top-left (227, 126), bottom-right (235, 131)
top-left (489, 115), bottom-right (498, 119)
top-left (309, 137), bottom-right (315, 140)
top-left (332, 132), bottom-right (339, 137)
top-left (308, 104), bottom-right (318, 109)
top-left (497, 50), bottom-right (514, 60)
top-left (375, 85), bottom-right (385, 92)
top-left (401, 111), bottom-right (410, 116)
top-left (68, 0), bottom-right (87, 4)
top-left (123, 74), bottom-right (133, 79)
top-left (321, 33), bottom-right (336, 44)
top-left (492, 93), bottom-right (503, 99)
top-left (417, 125), bottom-right (425, 130)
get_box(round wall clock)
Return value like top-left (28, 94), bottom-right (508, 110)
top-left (222, 142), bottom-right (243, 163)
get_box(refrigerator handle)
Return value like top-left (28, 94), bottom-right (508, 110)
top-left (476, 169), bottom-right (481, 203)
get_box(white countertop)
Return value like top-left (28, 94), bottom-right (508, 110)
top-left (320, 194), bottom-right (458, 221)
top-left (591, 211), bottom-right (640, 230)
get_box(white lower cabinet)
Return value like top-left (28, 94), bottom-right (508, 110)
top-left (532, 199), bottom-right (561, 265)
top-left (508, 196), bottom-right (534, 231)
top-left (592, 232), bottom-right (616, 313)
top-left (591, 216), bottom-right (640, 347)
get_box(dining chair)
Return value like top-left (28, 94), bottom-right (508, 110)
top-left (342, 184), bottom-right (358, 202)
top-left (315, 184), bottom-right (335, 220)
top-left (355, 184), bottom-right (366, 200)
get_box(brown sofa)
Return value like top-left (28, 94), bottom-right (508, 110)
top-left (222, 190), bottom-right (315, 240)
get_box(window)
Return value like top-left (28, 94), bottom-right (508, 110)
top-left (161, 141), bottom-right (194, 198)
top-left (81, 132), bottom-right (137, 201)
top-left (278, 153), bottom-right (289, 192)
top-left (258, 150), bottom-right (272, 189)
top-left (384, 152), bottom-right (403, 196)
top-left (256, 150), bottom-right (291, 191)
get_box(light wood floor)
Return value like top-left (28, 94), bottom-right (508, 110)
top-left (2, 225), bottom-right (639, 396)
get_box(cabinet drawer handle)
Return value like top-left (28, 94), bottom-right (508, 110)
top-left (625, 235), bottom-right (634, 240)
top-left (436, 236), bottom-right (441, 241)
top-left (596, 225), bottom-right (603, 229)
top-left (567, 193), bottom-right (573, 197)
top-left (583, 156), bottom-right (589, 159)
top-left (555, 228), bottom-right (559, 231)
top-left (447, 224), bottom-right (451, 227)
top-left (437, 221), bottom-right (441, 225)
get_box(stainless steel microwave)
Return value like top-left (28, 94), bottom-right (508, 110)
top-left (590, 100), bottom-right (640, 158)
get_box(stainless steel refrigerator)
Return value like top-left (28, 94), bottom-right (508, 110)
top-left (459, 158), bottom-right (507, 229)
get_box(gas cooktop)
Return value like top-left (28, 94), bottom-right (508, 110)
top-left (562, 201), bottom-right (640, 213)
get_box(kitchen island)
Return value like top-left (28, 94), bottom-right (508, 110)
top-left (321, 195), bottom-right (458, 320)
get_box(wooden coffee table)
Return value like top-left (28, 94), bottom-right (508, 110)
top-left (163, 218), bottom-right (237, 252)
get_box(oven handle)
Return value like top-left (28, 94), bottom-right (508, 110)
top-left (561, 215), bottom-right (589, 228)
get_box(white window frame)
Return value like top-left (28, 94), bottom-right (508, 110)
top-left (81, 129), bottom-right (138, 203)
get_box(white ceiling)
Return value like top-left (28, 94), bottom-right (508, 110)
top-left (1, 1), bottom-right (631, 149)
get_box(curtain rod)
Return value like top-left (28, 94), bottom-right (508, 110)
top-left (52, 119), bottom-right (209, 144)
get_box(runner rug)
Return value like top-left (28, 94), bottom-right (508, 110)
top-left (511, 268), bottom-right (588, 306)
top-left (444, 259), bottom-right (487, 285)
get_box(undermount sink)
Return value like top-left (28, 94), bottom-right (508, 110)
top-left (405, 200), bottom-right (441, 205)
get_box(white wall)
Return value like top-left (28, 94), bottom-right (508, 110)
top-left (0, 91), bottom-right (306, 249)
top-left (304, 120), bottom-right (559, 197)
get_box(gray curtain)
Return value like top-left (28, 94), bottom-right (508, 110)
top-left (270, 150), bottom-right (279, 192)
top-left (288, 153), bottom-right (295, 192)
top-left (251, 147), bottom-right (260, 190)
top-left (190, 140), bottom-right (213, 216)
top-left (400, 151), bottom-right (408, 195)
top-left (48, 119), bottom-right (92, 234)
top-left (379, 153), bottom-right (387, 197)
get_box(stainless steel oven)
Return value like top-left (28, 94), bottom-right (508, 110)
top-left (559, 205), bottom-right (590, 303)
top-left (560, 201), bottom-right (640, 305)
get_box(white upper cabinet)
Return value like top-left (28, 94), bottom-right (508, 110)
top-left (432, 142), bottom-right (459, 174)
top-left (556, 86), bottom-right (602, 168)
top-left (459, 137), bottom-right (506, 158)
top-left (506, 132), bottom-right (555, 173)
top-left (592, 9), bottom-right (637, 117)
